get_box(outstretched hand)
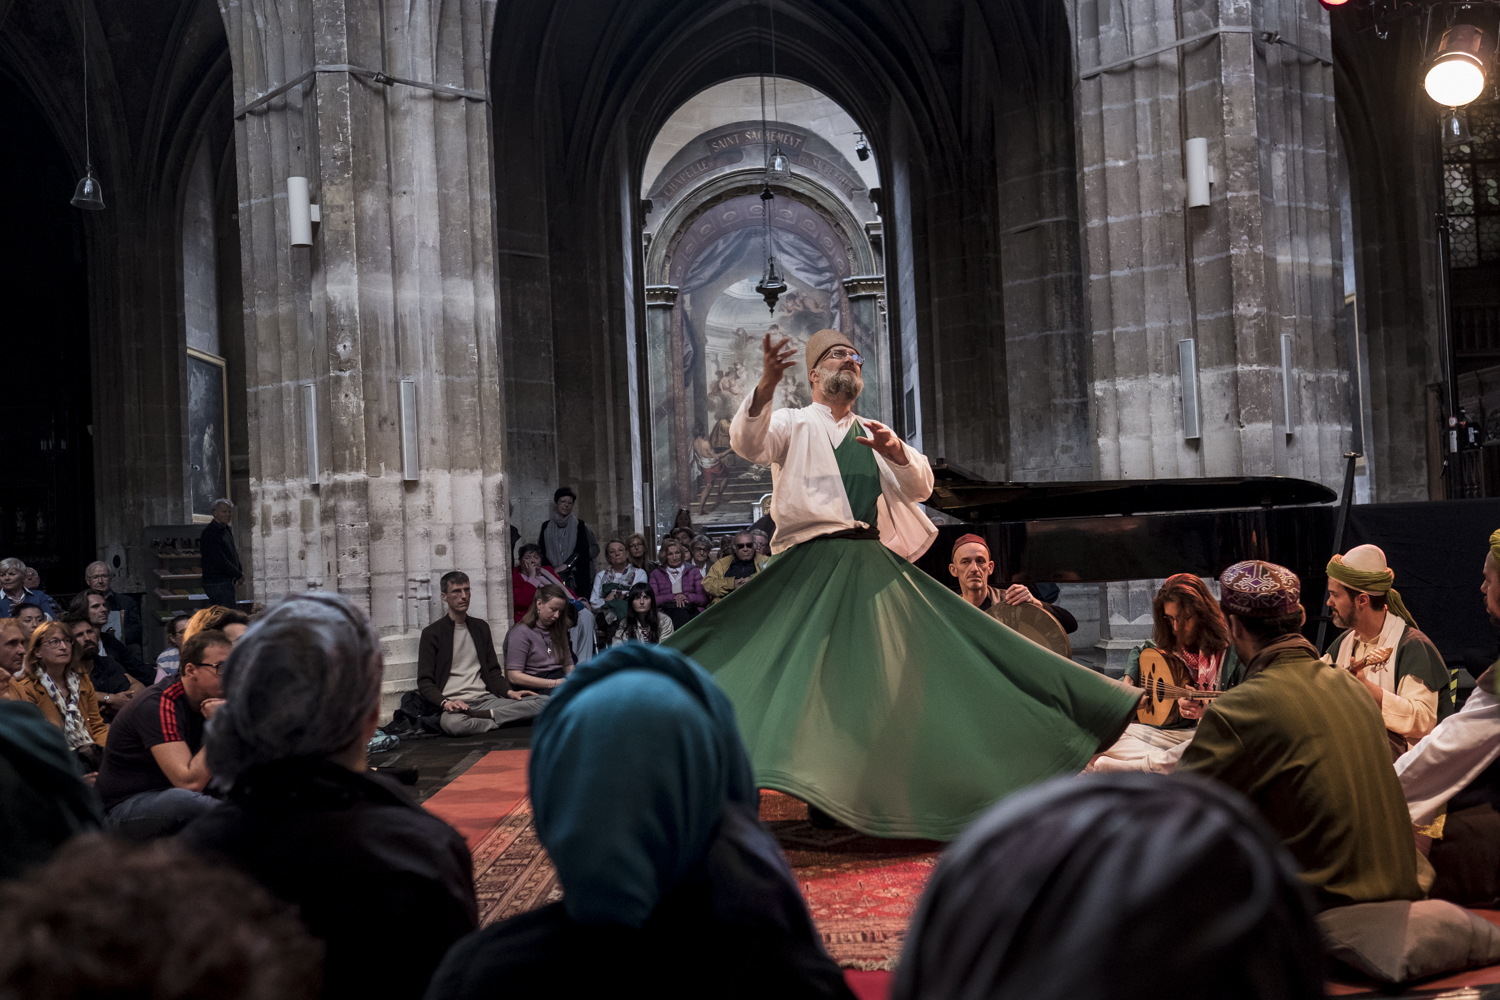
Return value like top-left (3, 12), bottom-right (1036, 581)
top-left (854, 419), bottom-right (909, 466)
top-left (749, 334), bottom-right (797, 417)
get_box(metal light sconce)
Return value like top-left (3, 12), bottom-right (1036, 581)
top-left (70, 3), bottom-right (104, 211)
top-left (854, 131), bottom-right (871, 162)
top-left (1178, 339), bottom-right (1202, 440)
top-left (399, 379), bottom-right (419, 481)
top-left (1185, 138), bottom-right (1216, 208)
top-left (1425, 24), bottom-right (1488, 108)
top-left (302, 383), bottom-right (319, 485)
top-left (287, 176), bottom-right (321, 247)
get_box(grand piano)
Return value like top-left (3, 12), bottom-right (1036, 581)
top-left (912, 463), bottom-right (1500, 669)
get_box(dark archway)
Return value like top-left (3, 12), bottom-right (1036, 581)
top-left (491, 0), bottom-right (1086, 543)
top-left (0, 73), bottom-right (95, 584)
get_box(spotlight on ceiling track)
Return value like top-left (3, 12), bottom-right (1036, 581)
top-left (854, 131), bottom-right (871, 162)
top-left (1425, 24), bottom-right (1488, 109)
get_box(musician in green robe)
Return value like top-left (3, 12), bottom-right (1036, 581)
top-left (664, 329), bottom-right (1139, 841)
top-left (1180, 560), bottom-right (1423, 909)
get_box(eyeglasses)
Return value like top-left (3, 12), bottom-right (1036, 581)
top-left (40, 636), bottom-right (72, 648)
top-left (735, 543), bottom-right (756, 549)
top-left (192, 660), bottom-right (227, 673)
top-left (825, 348), bottom-right (863, 365)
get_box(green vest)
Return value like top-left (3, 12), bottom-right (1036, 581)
top-left (833, 421), bottom-right (881, 526)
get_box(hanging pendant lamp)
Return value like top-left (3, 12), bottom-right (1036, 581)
top-left (70, 1), bottom-right (104, 210)
top-left (754, 1), bottom-right (785, 312)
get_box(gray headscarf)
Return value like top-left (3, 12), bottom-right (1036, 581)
top-left (893, 772), bottom-right (1323, 1000)
top-left (206, 592), bottom-right (381, 783)
top-left (543, 503), bottom-right (579, 570)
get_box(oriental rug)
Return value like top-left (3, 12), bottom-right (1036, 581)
top-left (423, 751), bottom-right (941, 969)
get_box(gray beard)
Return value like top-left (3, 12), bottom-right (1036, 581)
top-left (822, 369), bottom-right (863, 403)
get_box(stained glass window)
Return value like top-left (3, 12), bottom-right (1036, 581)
top-left (1445, 101), bottom-right (1500, 268)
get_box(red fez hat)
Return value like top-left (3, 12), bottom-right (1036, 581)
top-left (950, 533), bottom-right (990, 560)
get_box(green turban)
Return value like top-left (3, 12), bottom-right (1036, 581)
top-left (1326, 551), bottom-right (1417, 630)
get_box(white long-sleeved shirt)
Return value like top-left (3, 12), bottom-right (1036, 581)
top-left (1328, 611), bottom-right (1439, 744)
top-left (729, 395), bottom-right (936, 560)
top-left (1397, 668), bottom-right (1500, 825)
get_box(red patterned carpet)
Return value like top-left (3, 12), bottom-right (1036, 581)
top-left (422, 751), bottom-right (939, 969)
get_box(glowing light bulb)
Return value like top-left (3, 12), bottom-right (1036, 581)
top-left (1425, 26), bottom-right (1488, 108)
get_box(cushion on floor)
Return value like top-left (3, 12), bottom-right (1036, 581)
top-left (1318, 899), bottom-right (1500, 984)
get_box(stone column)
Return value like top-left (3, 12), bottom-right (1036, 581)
top-left (1071, 0), bottom-right (1348, 486)
top-left (844, 276), bottom-right (888, 424)
top-left (644, 285), bottom-right (679, 542)
top-left (220, 0), bottom-right (504, 713)
top-left (1069, 0), bottom-right (1346, 670)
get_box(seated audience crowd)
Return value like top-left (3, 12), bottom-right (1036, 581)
top-left (10, 512), bottom-right (1500, 999)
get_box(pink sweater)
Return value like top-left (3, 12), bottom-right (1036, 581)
top-left (649, 565), bottom-right (707, 610)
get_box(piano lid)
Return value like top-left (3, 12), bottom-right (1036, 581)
top-left (926, 463), bottom-right (1338, 522)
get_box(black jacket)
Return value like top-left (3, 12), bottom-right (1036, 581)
top-left (182, 759), bottom-right (477, 1000)
top-left (199, 521), bottom-right (242, 583)
top-left (100, 632), bottom-right (151, 686)
top-left (102, 590), bottom-right (142, 647)
top-left (416, 615), bottom-right (510, 708)
top-left (536, 519), bottom-right (597, 595)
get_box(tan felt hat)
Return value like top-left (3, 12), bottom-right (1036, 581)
top-left (805, 328), bottom-right (855, 374)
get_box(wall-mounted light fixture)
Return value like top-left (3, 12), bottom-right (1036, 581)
top-left (1281, 334), bottom-right (1297, 436)
top-left (287, 177), bottom-right (320, 247)
top-left (1179, 339), bottom-right (1202, 440)
top-left (853, 131), bottom-right (871, 162)
top-left (399, 379), bottom-right (419, 481)
top-left (302, 383), bottom-right (319, 484)
top-left (1185, 138), bottom-right (1216, 208)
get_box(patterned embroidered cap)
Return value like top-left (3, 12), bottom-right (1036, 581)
top-left (1219, 560), bottom-right (1301, 618)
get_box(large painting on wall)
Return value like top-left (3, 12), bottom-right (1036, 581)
top-left (650, 191), bottom-right (883, 529)
top-left (187, 348), bottom-right (229, 520)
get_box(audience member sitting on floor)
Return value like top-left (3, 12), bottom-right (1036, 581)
top-left (183, 603), bottom-right (251, 645)
top-left (13, 602), bottom-right (46, 639)
top-left (590, 539), bottom-right (647, 627)
top-left (181, 591), bottom-right (477, 1000)
top-left (0, 618), bottom-right (25, 685)
top-left (538, 486), bottom-right (599, 596)
top-left (419, 571), bottom-right (547, 737)
top-left (94, 630), bottom-right (229, 839)
top-left (689, 534), bottom-right (715, 575)
top-left (1090, 573), bottom-right (1245, 775)
top-left (947, 534), bottom-right (1078, 631)
top-left (66, 613), bottom-right (144, 721)
top-left (0, 700), bottom-right (102, 879)
top-left (624, 532), bottom-right (657, 574)
top-left (892, 772), bottom-right (1323, 1000)
top-left (155, 611), bottom-right (191, 682)
top-left (425, 644), bottom-right (853, 1000)
top-left (506, 584), bottom-right (575, 693)
top-left (610, 583), bottom-right (674, 646)
top-left (84, 560), bottom-right (143, 650)
top-left (1179, 560), bottom-right (1424, 909)
top-left (1325, 543), bottom-right (1451, 755)
top-left (650, 540), bottom-right (707, 629)
top-left (70, 590), bottom-right (151, 686)
top-left (703, 532), bottom-right (769, 604)
top-left (1395, 528), bottom-right (1500, 906)
top-left (0, 556), bottom-right (58, 619)
top-left (513, 543), bottom-right (595, 664)
top-left (12, 621), bottom-right (108, 772)
top-left (0, 835), bottom-right (322, 1000)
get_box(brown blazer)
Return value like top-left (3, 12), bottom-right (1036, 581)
top-left (13, 672), bottom-right (109, 746)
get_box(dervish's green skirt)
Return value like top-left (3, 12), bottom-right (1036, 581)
top-left (664, 537), bottom-right (1140, 840)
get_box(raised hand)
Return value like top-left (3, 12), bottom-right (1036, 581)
top-left (749, 334), bottom-right (797, 417)
top-left (854, 418), bottom-right (909, 466)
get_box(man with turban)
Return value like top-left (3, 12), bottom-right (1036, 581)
top-left (663, 330), bottom-right (1139, 840)
top-left (1325, 543), bottom-right (1451, 752)
top-left (1179, 560), bottom-right (1422, 909)
top-left (1394, 530), bottom-right (1500, 904)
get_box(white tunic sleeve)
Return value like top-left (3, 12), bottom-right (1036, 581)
top-left (1398, 680), bottom-right (1500, 825)
top-left (730, 392), bottom-right (790, 466)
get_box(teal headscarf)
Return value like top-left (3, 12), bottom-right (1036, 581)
top-left (529, 643), bottom-right (756, 928)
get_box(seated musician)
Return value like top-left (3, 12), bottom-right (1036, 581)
top-left (1395, 530), bottom-right (1500, 905)
top-left (1324, 544), bottom-right (1451, 754)
top-left (1088, 574), bottom-right (1243, 774)
top-left (947, 534), bottom-right (1075, 632)
top-left (1180, 560), bottom-right (1422, 910)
